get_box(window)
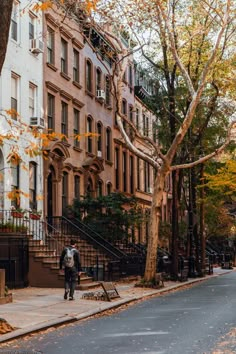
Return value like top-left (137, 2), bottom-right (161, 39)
top-left (123, 152), bottom-right (127, 192)
top-left (86, 60), bottom-right (92, 92)
top-left (97, 180), bottom-right (103, 197)
top-left (146, 116), bottom-right (149, 137)
top-left (137, 158), bottom-right (140, 190)
top-left (144, 162), bottom-right (150, 192)
top-left (61, 101), bottom-right (68, 136)
top-left (29, 162), bottom-right (37, 210)
top-left (47, 94), bottom-right (55, 131)
top-left (11, 2), bottom-right (18, 41)
top-left (128, 65), bottom-right (133, 87)
top-left (73, 109), bottom-right (80, 147)
top-left (129, 106), bottom-right (133, 122)
top-left (11, 73), bottom-right (19, 120)
top-left (143, 114), bottom-right (146, 136)
top-left (97, 122), bottom-right (102, 154)
top-left (62, 172), bottom-right (68, 214)
top-left (106, 128), bottom-right (111, 161)
top-left (105, 76), bottom-right (111, 106)
top-left (96, 68), bottom-right (102, 92)
top-left (74, 175), bottom-right (80, 200)
top-left (115, 148), bottom-right (119, 190)
top-left (107, 182), bottom-right (112, 195)
top-left (29, 15), bottom-right (35, 40)
top-left (73, 49), bottom-right (79, 82)
top-left (153, 121), bottom-right (157, 142)
top-left (61, 38), bottom-right (68, 74)
top-left (136, 109), bottom-right (139, 129)
top-left (47, 27), bottom-right (55, 65)
top-left (130, 156), bottom-right (134, 194)
top-left (11, 164), bottom-right (20, 208)
top-left (29, 83), bottom-right (36, 118)
top-left (122, 99), bottom-right (127, 115)
top-left (87, 116), bottom-right (93, 153)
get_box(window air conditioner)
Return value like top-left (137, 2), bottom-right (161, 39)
top-left (96, 90), bottom-right (106, 100)
top-left (30, 117), bottom-right (45, 129)
top-left (30, 39), bottom-right (44, 54)
top-left (97, 150), bottom-right (102, 158)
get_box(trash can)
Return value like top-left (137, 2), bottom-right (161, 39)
top-left (93, 264), bottom-right (104, 281)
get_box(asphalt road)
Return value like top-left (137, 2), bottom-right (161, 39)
top-left (1, 272), bottom-right (236, 354)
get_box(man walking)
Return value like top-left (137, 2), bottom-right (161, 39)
top-left (60, 239), bottom-right (82, 300)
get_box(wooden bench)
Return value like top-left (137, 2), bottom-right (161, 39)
top-left (100, 282), bottom-right (120, 301)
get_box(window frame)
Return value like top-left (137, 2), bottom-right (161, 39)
top-left (61, 38), bottom-right (68, 74)
top-left (47, 27), bottom-right (55, 65)
top-left (73, 48), bottom-right (80, 83)
top-left (61, 101), bottom-right (68, 137)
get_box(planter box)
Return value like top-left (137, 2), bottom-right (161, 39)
top-left (11, 211), bottom-right (24, 218)
top-left (29, 214), bottom-right (41, 220)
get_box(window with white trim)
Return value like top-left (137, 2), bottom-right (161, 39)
top-left (11, 1), bottom-right (19, 42)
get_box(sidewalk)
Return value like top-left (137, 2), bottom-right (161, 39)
top-left (0, 267), bottom-right (233, 344)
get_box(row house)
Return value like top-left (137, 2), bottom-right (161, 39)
top-left (0, 1), bottom-right (43, 214)
top-left (0, 4), bottom-right (171, 243)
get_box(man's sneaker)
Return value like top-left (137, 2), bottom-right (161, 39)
top-left (64, 291), bottom-right (69, 300)
top-left (69, 296), bottom-right (74, 301)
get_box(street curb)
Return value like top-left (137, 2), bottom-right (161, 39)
top-left (0, 269), bottom-right (234, 344)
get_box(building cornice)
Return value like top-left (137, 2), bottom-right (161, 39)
top-left (46, 81), bottom-right (60, 93)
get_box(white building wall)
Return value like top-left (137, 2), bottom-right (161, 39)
top-left (0, 1), bottom-right (43, 213)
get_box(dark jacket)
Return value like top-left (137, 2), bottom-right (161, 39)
top-left (59, 246), bottom-right (82, 272)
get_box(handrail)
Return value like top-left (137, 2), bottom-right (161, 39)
top-left (47, 216), bottom-right (126, 260)
top-left (67, 217), bottom-right (127, 259)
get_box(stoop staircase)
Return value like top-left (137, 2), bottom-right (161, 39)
top-left (28, 217), bottom-right (126, 289)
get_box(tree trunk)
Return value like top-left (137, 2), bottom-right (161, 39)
top-left (171, 170), bottom-right (179, 279)
top-left (144, 170), bottom-right (166, 281)
top-left (0, 0), bottom-right (13, 75)
top-left (200, 163), bottom-right (206, 275)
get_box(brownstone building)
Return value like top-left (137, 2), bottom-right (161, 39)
top-left (43, 10), bottom-right (171, 246)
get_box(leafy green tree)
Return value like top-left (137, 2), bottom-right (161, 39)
top-left (71, 193), bottom-right (145, 242)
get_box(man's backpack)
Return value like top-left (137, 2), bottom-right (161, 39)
top-left (63, 248), bottom-right (75, 268)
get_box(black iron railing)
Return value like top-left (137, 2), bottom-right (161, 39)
top-left (47, 216), bottom-right (126, 261)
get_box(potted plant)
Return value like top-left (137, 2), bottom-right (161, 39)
top-left (10, 207), bottom-right (25, 218)
top-left (29, 209), bottom-right (42, 220)
top-left (0, 222), bottom-right (28, 233)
